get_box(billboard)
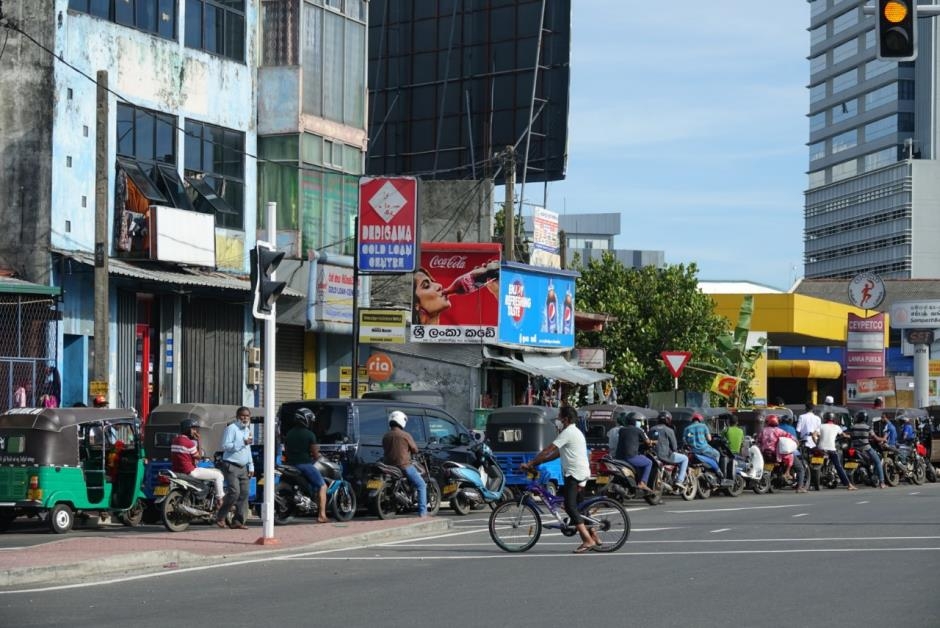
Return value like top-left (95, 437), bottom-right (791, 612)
top-left (410, 242), bottom-right (502, 343)
top-left (357, 176), bottom-right (418, 273)
top-left (845, 313), bottom-right (886, 403)
top-left (497, 262), bottom-right (577, 349)
top-left (530, 206), bottom-right (560, 268)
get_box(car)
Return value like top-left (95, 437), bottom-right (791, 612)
top-left (275, 399), bottom-right (476, 509)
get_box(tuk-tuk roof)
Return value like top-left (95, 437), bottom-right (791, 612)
top-left (848, 406), bottom-right (928, 421)
top-left (0, 407), bottom-right (137, 432)
top-left (485, 405), bottom-right (559, 424)
top-left (147, 404), bottom-right (263, 428)
top-left (580, 404), bottom-right (659, 420)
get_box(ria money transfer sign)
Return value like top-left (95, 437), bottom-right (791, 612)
top-left (409, 242), bottom-right (502, 343)
top-left (358, 176), bottom-right (417, 273)
top-left (497, 262), bottom-right (577, 349)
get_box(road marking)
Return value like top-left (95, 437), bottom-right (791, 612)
top-left (667, 504), bottom-right (809, 514)
top-left (909, 492), bottom-right (921, 495)
top-left (857, 501), bottom-right (869, 504)
top-left (792, 513), bottom-right (808, 518)
top-left (710, 528), bottom-right (730, 534)
top-left (382, 535), bottom-right (940, 548)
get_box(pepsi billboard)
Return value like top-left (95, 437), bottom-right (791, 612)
top-left (497, 262), bottom-right (577, 349)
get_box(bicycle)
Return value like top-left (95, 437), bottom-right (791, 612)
top-left (488, 470), bottom-right (630, 553)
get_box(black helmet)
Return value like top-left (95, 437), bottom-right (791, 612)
top-left (624, 411), bottom-right (642, 426)
top-left (614, 410), bottom-right (629, 427)
top-left (855, 410), bottom-right (869, 424)
top-left (657, 410), bottom-right (672, 424)
top-left (293, 407), bottom-right (314, 429)
top-left (180, 418), bottom-right (198, 433)
top-left (822, 411), bottom-right (835, 423)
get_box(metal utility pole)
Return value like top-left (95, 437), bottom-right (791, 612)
top-left (94, 71), bottom-right (110, 386)
top-left (260, 201), bottom-right (279, 544)
top-left (502, 147), bottom-right (515, 261)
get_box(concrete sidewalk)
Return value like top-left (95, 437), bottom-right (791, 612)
top-left (0, 516), bottom-right (449, 588)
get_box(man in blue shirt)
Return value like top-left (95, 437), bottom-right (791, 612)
top-left (682, 413), bottom-right (721, 477)
top-left (881, 413), bottom-right (898, 448)
top-left (216, 407), bottom-right (254, 529)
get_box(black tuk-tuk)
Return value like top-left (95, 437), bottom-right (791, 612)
top-left (143, 404), bottom-right (264, 517)
top-left (0, 407), bottom-right (147, 533)
top-left (484, 406), bottom-right (563, 491)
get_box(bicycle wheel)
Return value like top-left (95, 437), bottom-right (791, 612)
top-left (579, 497), bottom-right (629, 553)
top-left (488, 500), bottom-right (542, 553)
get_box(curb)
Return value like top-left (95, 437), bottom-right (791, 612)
top-left (0, 518), bottom-right (450, 588)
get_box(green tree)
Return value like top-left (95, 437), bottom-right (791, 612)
top-left (574, 253), bottom-right (731, 406)
top-left (694, 295), bottom-right (766, 407)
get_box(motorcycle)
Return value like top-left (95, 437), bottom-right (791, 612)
top-left (274, 451), bottom-right (357, 524)
top-left (843, 445), bottom-right (886, 487)
top-left (368, 453), bottom-right (441, 519)
top-left (598, 454), bottom-right (661, 505)
top-left (440, 439), bottom-right (509, 515)
top-left (686, 449), bottom-right (736, 499)
top-left (155, 468), bottom-right (229, 532)
top-left (710, 435), bottom-right (746, 497)
top-left (807, 448), bottom-right (840, 490)
top-left (645, 455), bottom-right (698, 503)
top-left (884, 443), bottom-right (927, 485)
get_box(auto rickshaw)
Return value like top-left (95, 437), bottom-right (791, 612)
top-left (0, 407), bottom-right (147, 533)
top-left (484, 405), bottom-right (563, 494)
top-left (143, 403), bottom-right (264, 522)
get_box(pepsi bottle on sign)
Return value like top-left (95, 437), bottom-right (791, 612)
top-left (546, 280), bottom-right (557, 334)
top-left (562, 288), bottom-right (572, 334)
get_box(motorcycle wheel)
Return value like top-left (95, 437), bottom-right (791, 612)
top-left (822, 468), bottom-right (839, 490)
top-left (644, 482), bottom-right (663, 505)
top-left (274, 488), bottom-right (295, 525)
top-left (450, 493), bottom-right (472, 516)
top-left (725, 474), bottom-right (745, 497)
top-left (884, 463), bottom-right (900, 487)
top-left (680, 476), bottom-right (698, 501)
top-left (911, 460), bottom-right (926, 485)
top-left (161, 490), bottom-right (190, 532)
top-left (925, 463), bottom-right (938, 483)
top-left (373, 483), bottom-right (397, 520)
top-left (498, 486), bottom-right (516, 504)
top-left (753, 474), bottom-right (771, 495)
top-left (120, 499), bottom-right (144, 527)
top-left (696, 475), bottom-right (712, 499)
top-left (425, 479), bottom-right (442, 516)
top-left (331, 482), bottom-right (357, 522)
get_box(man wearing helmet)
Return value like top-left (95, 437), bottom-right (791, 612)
top-left (284, 408), bottom-right (329, 523)
top-left (682, 413), bottom-right (723, 478)
top-left (217, 407), bottom-right (255, 529)
top-left (649, 411), bottom-right (688, 490)
top-left (522, 405), bottom-right (599, 553)
top-left (850, 411), bottom-right (886, 488)
top-left (382, 410), bottom-right (428, 517)
top-left (609, 411), bottom-right (653, 491)
top-left (171, 419), bottom-right (225, 508)
top-left (817, 411), bottom-right (856, 490)
top-left (758, 415), bottom-right (801, 489)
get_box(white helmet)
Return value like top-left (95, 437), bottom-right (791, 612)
top-left (389, 410), bottom-right (407, 429)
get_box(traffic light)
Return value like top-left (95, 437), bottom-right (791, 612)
top-left (877, 0), bottom-right (917, 61)
top-left (250, 241), bottom-right (286, 320)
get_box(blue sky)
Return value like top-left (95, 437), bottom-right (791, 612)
top-left (526, 1), bottom-right (810, 290)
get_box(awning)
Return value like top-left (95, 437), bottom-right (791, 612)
top-left (0, 276), bottom-right (60, 296)
top-left (56, 249), bottom-right (302, 297)
top-left (767, 359), bottom-right (842, 379)
top-left (483, 347), bottom-right (612, 386)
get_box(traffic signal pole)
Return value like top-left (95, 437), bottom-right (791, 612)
top-left (260, 201), bottom-right (279, 544)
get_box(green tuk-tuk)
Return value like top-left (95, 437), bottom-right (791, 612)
top-left (0, 407), bottom-right (147, 533)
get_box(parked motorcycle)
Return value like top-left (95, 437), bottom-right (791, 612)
top-left (274, 451), bottom-right (357, 524)
top-left (368, 453), bottom-right (441, 519)
top-left (441, 439), bottom-right (508, 515)
top-left (598, 454), bottom-right (661, 505)
top-left (156, 468), bottom-right (229, 532)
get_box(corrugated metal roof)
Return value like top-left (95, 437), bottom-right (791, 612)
top-left (0, 276), bottom-right (60, 296)
top-left (372, 342), bottom-right (485, 368)
top-left (793, 278), bottom-right (940, 311)
top-left (56, 249), bottom-right (303, 297)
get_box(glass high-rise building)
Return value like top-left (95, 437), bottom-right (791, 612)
top-left (804, 0), bottom-right (940, 279)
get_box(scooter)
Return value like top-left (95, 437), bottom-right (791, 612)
top-left (440, 439), bottom-right (508, 515)
top-left (274, 450), bottom-right (357, 524)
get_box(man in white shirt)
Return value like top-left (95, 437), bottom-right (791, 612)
top-left (796, 403), bottom-right (822, 449)
top-left (522, 405), bottom-right (598, 553)
top-left (817, 411), bottom-right (856, 490)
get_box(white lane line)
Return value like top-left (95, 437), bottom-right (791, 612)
top-left (385, 535), bottom-right (940, 548)
top-left (668, 504), bottom-right (809, 514)
top-left (857, 501), bottom-right (870, 504)
top-left (909, 492), bottom-right (921, 495)
top-left (792, 513), bottom-right (808, 518)
top-left (710, 528), bottom-right (731, 534)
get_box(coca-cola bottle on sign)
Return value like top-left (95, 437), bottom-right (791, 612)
top-left (546, 280), bottom-right (557, 333)
top-left (562, 288), bottom-right (572, 334)
top-left (443, 260), bottom-right (500, 295)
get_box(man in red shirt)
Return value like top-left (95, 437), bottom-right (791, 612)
top-left (171, 419), bottom-right (224, 508)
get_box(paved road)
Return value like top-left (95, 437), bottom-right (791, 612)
top-left (2, 484), bottom-right (938, 628)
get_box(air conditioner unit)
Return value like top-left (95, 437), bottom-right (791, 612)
top-left (247, 367), bottom-right (262, 386)
top-left (247, 347), bottom-right (261, 365)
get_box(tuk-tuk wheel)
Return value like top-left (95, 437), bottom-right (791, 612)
top-left (120, 500), bottom-right (144, 527)
top-left (48, 504), bottom-right (75, 534)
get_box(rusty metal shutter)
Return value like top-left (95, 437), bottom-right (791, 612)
top-left (181, 298), bottom-right (243, 404)
top-left (275, 325), bottom-right (304, 407)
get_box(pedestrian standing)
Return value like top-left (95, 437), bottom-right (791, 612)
top-left (217, 407), bottom-right (254, 529)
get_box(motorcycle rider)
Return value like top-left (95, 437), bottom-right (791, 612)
top-left (721, 415), bottom-right (745, 458)
top-left (171, 419), bottom-right (225, 509)
top-left (897, 416), bottom-right (917, 464)
top-left (683, 412), bottom-right (723, 480)
top-left (610, 411), bottom-right (653, 492)
top-left (850, 411), bottom-right (886, 489)
top-left (796, 403), bottom-right (821, 450)
top-left (817, 411), bottom-right (857, 490)
top-left (382, 410), bottom-right (428, 517)
top-left (649, 411), bottom-right (688, 491)
top-left (758, 415), bottom-right (803, 491)
top-left (780, 415), bottom-right (808, 491)
top-left (284, 408), bottom-right (328, 523)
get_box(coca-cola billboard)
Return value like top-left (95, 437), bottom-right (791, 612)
top-left (410, 242), bottom-right (502, 344)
